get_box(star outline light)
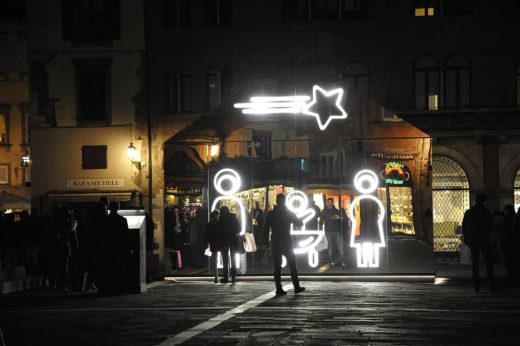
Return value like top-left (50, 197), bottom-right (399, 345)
top-left (233, 84), bottom-right (348, 131)
top-left (301, 85), bottom-right (348, 131)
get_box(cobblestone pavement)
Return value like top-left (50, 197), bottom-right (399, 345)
top-left (1, 277), bottom-right (520, 345)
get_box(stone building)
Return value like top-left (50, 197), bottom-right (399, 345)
top-left (0, 0), bottom-right (31, 211)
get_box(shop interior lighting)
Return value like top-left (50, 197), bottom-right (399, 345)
top-left (234, 85), bottom-right (347, 130)
top-left (349, 170), bottom-right (386, 268)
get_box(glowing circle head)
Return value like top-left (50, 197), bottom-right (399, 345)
top-left (214, 168), bottom-right (241, 195)
top-left (286, 191), bottom-right (309, 213)
top-left (354, 170), bottom-right (379, 194)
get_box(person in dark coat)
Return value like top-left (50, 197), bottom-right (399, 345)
top-left (462, 193), bottom-right (498, 293)
top-left (85, 203), bottom-right (107, 290)
top-left (320, 198), bottom-right (346, 267)
top-left (218, 206), bottom-right (239, 283)
top-left (264, 193), bottom-right (305, 296)
top-left (204, 209), bottom-right (221, 283)
top-left (99, 201), bottom-right (130, 294)
top-left (498, 205), bottom-right (519, 283)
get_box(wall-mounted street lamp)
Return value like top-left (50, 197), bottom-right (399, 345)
top-left (21, 150), bottom-right (31, 167)
top-left (127, 142), bottom-right (146, 171)
top-left (209, 144), bottom-right (220, 159)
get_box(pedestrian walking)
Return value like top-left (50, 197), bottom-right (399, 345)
top-left (462, 193), bottom-right (498, 293)
top-left (264, 193), bottom-right (305, 296)
top-left (218, 206), bottom-right (239, 283)
top-left (498, 205), bottom-right (519, 283)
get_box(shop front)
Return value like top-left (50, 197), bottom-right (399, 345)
top-left (164, 136), bottom-right (434, 278)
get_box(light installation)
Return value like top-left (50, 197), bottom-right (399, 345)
top-left (282, 190), bottom-right (325, 268)
top-left (348, 170), bottom-right (386, 268)
top-left (234, 85), bottom-right (347, 131)
top-left (211, 168), bottom-right (246, 269)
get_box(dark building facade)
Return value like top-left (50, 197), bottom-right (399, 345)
top-left (137, 0), bottom-right (520, 274)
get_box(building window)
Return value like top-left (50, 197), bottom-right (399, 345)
top-left (181, 69), bottom-right (192, 112)
top-left (203, 0), bottom-right (232, 26)
top-left (414, 56), bottom-right (440, 110)
top-left (319, 151), bottom-right (336, 178)
top-left (81, 145), bottom-right (107, 169)
top-left (343, 62), bottom-right (368, 98)
top-left (167, 69), bottom-right (180, 113)
top-left (0, 112), bottom-right (8, 144)
top-left (282, 0), bottom-right (310, 22)
top-left (221, 67), bottom-right (232, 102)
top-left (432, 155), bottom-right (470, 252)
top-left (164, 0), bottom-right (191, 28)
top-left (252, 130), bottom-right (271, 158)
top-left (341, 0), bottom-right (368, 19)
top-left (74, 59), bottom-right (112, 123)
top-left (0, 33), bottom-right (28, 76)
top-left (516, 66), bottom-right (520, 107)
top-left (0, 164), bottom-right (9, 184)
top-left (444, 54), bottom-right (470, 109)
top-left (515, 167), bottom-right (520, 211)
top-left (312, 0), bottom-right (339, 20)
top-left (61, 0), bottom-right (120, 42)
top-left (207, 67), bottom-right (232, 111)
top-left (443, 0), bottom-right (472, 15)
top-left (413, 0), bottom-right (439, 16)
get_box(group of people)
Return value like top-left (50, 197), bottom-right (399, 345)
top-left (462, 194), bottom-right (520, 293)
top-left (0, 198), bottom-right (138, 295)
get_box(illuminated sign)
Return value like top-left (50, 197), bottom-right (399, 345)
top-left (348, 170), bottom-right (386, 268)
top-left (380, 161), bottom-right (411, 186)
top-left (234, 85), bottom-right (347, 130)
top-left (284, 190), bottom-right (325, 268)
top-left (211, 168), bottom-right (246, 269)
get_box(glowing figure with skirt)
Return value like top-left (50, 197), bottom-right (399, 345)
top-left (348, 170), bottom-right (386, 268)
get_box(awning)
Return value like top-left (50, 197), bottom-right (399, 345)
top-left (47, 190), bottom-right (136, 203)
top-left (0, 191), bottom-right (31, 210)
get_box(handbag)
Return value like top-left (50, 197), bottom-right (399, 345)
top-left (243, 232), bottom-right (257, 253)
top-left (204, 247), bottom-right (212, 257)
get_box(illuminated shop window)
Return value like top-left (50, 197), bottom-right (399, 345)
top-left (414, 56), bottom-right (440, 111)
top-left (445, 54), bottom-right (470, 109)
top-left (413, 0), bottom-right (439, 16)
top-left (432, 155), bottom-right (470, 252)
top-left (514, 167), bottom-right (520, 212)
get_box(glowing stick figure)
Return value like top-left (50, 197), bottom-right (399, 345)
top-left (281, 190), bottom-right (325, 268)
top-left (211, 168), bottom-right (246, 269)
top-left (348, 170), bottom-right (386, 268)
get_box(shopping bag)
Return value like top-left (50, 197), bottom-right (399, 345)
top-left (204, 247), bottom-right (212, 257)
top-left (243, 232), bottom-right (257, 253)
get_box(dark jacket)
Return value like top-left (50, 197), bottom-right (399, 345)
top-left (462, 203), bottom-right (494, 247)
top-left (204, 219), bottom-right (221, 252)
top-left (264, 205), bottom-right (303, 247)
top-left (320, 206), bottom-right (342, 233)
top-left (218, 212), bottom-right (240, 248)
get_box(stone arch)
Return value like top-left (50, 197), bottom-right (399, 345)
top-left (433, 145), bottom-right (481, 191)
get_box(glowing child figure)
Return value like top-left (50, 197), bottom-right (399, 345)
top-left (281, 190), bottom-right (325, 268)
top-left (348, 170), bottom-right (386, 268)
top-left (211, 168), bottom-right (247, 270)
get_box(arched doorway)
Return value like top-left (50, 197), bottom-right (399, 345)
top-left (514, 167), bottom-right (520, 211)
top-left (432, 155), bottom-right (470, 252)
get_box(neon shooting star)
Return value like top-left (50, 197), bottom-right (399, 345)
top-left (234, 85), bottom-right (348, 131)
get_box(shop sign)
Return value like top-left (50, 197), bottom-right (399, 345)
top-left (380, 161), bottom-right (412, 186)
top-left (234, 85), bottom-right (347, 130)
top-left (66, 178), bottom-right (125, 189)
top-left (166, 186), bottom-right (202, 196)
top-left (370, 152), bottom-right (414, 160)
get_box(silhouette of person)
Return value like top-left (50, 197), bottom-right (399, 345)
top-left (99, 201), bottom-right (130, 294)
top-left (264, 193), bottom-right (305, 296)
top-left (218, 206), bottom-right (239, 283)
top-left (320, 198), bottom-right (346, 267)
top-left (462, 193), bottom-right (498, 293)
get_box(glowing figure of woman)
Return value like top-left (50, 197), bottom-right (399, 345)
top-left (348, 170), bottom-right (386, 268)
top-left (211, 168), bottom-right (247, 270)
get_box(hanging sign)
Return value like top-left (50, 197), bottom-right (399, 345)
top-left (234, 85), bottom-right (348, 130)
top-left (380, 161), bottom-right (412, 186)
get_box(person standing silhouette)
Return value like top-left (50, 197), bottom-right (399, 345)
top-left (264, 193), bottom-right (305, 296)
top-left (462, 193), bottom-right (498, 293)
